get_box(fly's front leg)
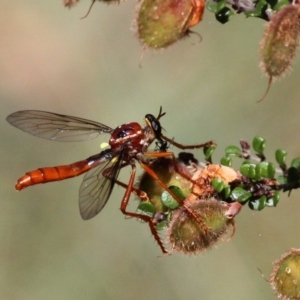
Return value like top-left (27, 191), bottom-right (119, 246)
top-left (160, 136), bottom-right (215, 150)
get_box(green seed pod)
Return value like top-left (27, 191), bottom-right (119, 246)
top-left (137, 0), bottom-right (202, 49)
top-left (167, 198), bottom-right (234, 254)
top-left (259, 5), bottom-right (300, 101)
top-left (270, 248), bottom-right (300, 299)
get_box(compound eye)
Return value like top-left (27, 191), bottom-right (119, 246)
top-left (151, 120), bottom-right (160, 132)
top-left (116, 130), bottom-right (127, 138)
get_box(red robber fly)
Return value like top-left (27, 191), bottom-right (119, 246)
top-left (7, 107), bottom-right (213, 253)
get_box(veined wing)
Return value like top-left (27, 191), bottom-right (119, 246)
top-left (6, 110), bottom-right (114, 142)
top-left (79, 149), bottom-right (125, 220)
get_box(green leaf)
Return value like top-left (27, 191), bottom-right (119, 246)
top-left (291, 158), bottom-right (300, 170)
top-left (267, 162), bottom-right (276, 178)
top-left (223, 185), bottom-right (231, 199)
top-left (224, 145), bottom-right (242, 158)
top-left (277, 175), bottom-right (287, 184)
top-left (215, 7), bottom-right (234, 24)
top-left (252, 136), bottom-right (266, 155)
top-left (206, 2), bottom-right (220, 13)
top-left (240, 163), bottom-right (256, 179)
top-left (255, 163), bottom-right (262, 180)
top-left (245, 0), bottom-right (268, 17)
top-left (136, 202), bottom-right (156, 218)
top-left (156, 220), bottom-right (168, 231)
top-left (275, 149), bottom-right (287, 166)
top-left (220, 156), bottom-right (232, 167)
top-left (258, 162), bottom-right (275, 178)
top-left (161, 185), bottom-right (185, 209)
top-left (203, 145), bottom-right (216, 161)
top-left (273, 0), bottom-right (290, 10)
top-left (231, 187), bottom-right (252, 203)
top-left (266, 191), bottom-right (280, 207)
top-left (212, 178), bottom-right (225, 193)
top-left (248, 195), bottom-right (266, 211)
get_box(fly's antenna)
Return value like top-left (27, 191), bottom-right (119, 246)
top-left (156, 106), bottom-right (166, 120)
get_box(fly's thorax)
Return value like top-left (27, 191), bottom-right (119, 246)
top-left (109, 122), bottom-right (146, 152)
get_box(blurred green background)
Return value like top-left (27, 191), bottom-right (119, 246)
top-left (1, 1), bottom-right (300, 299)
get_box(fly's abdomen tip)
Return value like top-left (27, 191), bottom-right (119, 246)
top-left (15, 182), bottom-right (23, 191)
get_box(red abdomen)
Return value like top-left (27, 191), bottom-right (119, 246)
top-left (15, 160), bottom-right (91, 191)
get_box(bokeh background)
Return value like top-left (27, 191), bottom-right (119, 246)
top-left (1, 1), bottom-right (300, 299)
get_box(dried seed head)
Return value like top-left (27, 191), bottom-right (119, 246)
top-left (136, 0), bottom-right (204, 49)
top-left (167, 198), bottom-right (234, 254)
top-left (189, 164), bottom-right (239, 202)
top-left (259, 5), bottom-right (300, 101)
top-left (270, 248), bottom-right (300, 299)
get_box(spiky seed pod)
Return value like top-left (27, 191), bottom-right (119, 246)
top-left (270, 248), bottom-right (300, 300)
top-left (137, 157), bottom-right (192, 212)
top-left (167, 198), bottom-right (234, 254)
top-left (137, 0), bottom-right (204, 49)
top-left (259, 5), bottom-right (300, 101)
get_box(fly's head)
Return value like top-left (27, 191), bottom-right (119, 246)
top-left (144, 107), bottom-right (167, 152)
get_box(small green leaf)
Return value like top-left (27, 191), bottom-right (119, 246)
top-left (240, 163), bottom-right (256, 179)
top-left (231, 187), bottom-right (252, 202)
top-left (220, 156), bottom-right (232, 167)
top-left (223, 185), bottom-right (231, 199)
top-left (258, 162), bottom-right (275, 178)
top-left (203, 145), bottom-right (216, 161)
top-left (245, 0), bottom-right (267, 17)
top-left (225, 145), bottom-right (242, 157)
top-left (215, 7), bottom-right (234, 24)
top-left (275, 149), bottom-right (287, 166)
top-left (242, 160), bottom-right (251, 165)
top-left (206, 2), bottom-right (219, 13)
top-left (212, 178), bottom-right (225, 193)
top-left (291, 158), bottom-right (300, 170)
top-left (248, 195), bottom-right (266, 211)
top-left (136, 202), bottom-right (156, 218)
top-left (277, 175), bottom-right (287, 184)
top-left (161, 186), bottom-right (185, 209)
top-left (252, 136), bottom-right (266, 155)
top-left (266, 191), bottom-right (280, 207)
top-left (267, 162), bottom-right (276, 178)
top-left (273, 0), bottom-right (290, 10)
top-left (156, 220), bottom-right (168, 231)
top-left (255, 164), bottom-right (262, 180)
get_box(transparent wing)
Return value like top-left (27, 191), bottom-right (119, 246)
top-left (79, 150), bottom-right (125, 220)
top-left (6, 110), bottom-right (114, 142)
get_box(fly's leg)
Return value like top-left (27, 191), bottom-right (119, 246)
top-left (115, 163), bottom-right (168, 254)
top-left (160, 136), bottom-right (215, 150)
